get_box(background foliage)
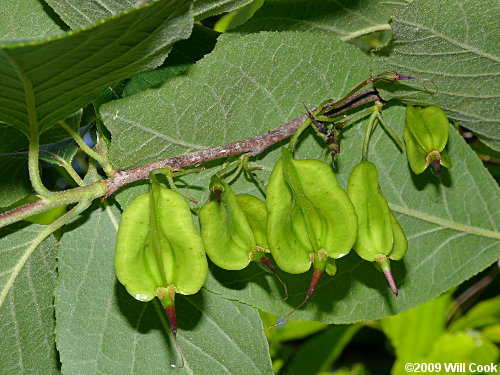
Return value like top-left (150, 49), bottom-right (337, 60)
top-left (0, 0), bottom-right (498, 374)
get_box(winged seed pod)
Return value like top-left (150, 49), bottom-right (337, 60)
top-left (404, 105), bottom-right (452, 175)
top-left (266, 148), bottom-right (357, 316)
top-left (199, 176), bottom-right (287, 298)
top-left (347, 160), bottom-right (408, 296)
top-left (114, 174), bottom-right (208, 368)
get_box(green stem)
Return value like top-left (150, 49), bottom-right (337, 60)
top-left (58, 120), bottom-right (114, 176)
top-left (215, 156), bottom-right (241, 178)
top-left (335, 107), bottom-right (372, 129)
top-left (28, 128), bottom-right (55, 199)
top-left (59, 161), bottom-right (85, 186)
top-left (376, 112), bottom-right (404, 150)
top-left (225, 160), bottom-right (244, 184)
top-left (340, 24), bottom-right (392, 42)
top-left (288, 116), bottom-right (313, 152)
top-left (0, 181), bottom-right (106, 229)
top-left (362, 107), bottom-right (379, 161)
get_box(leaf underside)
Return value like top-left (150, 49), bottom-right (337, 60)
top-left (102, 31), bottom-right (499, 323)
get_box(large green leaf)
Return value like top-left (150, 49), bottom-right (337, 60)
top-left (101, 32), bottom-right (500, 323)
top-left (122, 24), bottom-right (219, 98)
top-left (0, 157), bottom-right (31, 207)
top-left (235, 0), bottom-right (410, 41)
top-left (0, 0), bottom-right (63, 40)
top-left (381, 291), bottom-right (452, 366)
top-left (44, 0), bottom-right (137, 29)
top-left (0, 117), bottom-right (86, 208)
top-left (0, 115), bottom-right (81, 154)
top-left (102, 32), bottom-right (370, 170)
top-left (372, 0), bottom-right (500, 143)
top-left (0, 0), bottom-right (193, 137)
top-left (45, 0), bottom-right (253, 27)
top-left (285, 324), bottom-right (362, 375)
top-left (194, 0), bottom-right (255, 20)
top-left (55, 203), bottom-right (273, 375)
top-left (382, 291), bottom-right (499, 374)
top-left (0, 224), bottom-right (59, 375)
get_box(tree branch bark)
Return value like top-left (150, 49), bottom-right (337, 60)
top-left (0, 89), bottom-right (379, 228)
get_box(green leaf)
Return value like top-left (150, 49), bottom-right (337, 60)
top-left (194, 0), bottom-right (255, 20)
top-left (381, 291), bottom-right (452, 365)
top-left (0, 157), bottom-right (31, 207)
top-left (449, 296), bottom-right (500, 333)
top-left (122, 24), bottom-right (219, 98)
top-left (0, 224), bottom-right (59, 375)
top-left (424, 332), bottom-right (499, 371)
top-left (101, 31), bottom-right (499, 324)
top-left (46, 0), bottom-right (250, 26)
top-left (102, 32), bottom-right (370, 170)
top-left (285, 324), bottom-right (362, 375)
top-left (372, 0), bottom-right (500, 143)
top-left (55, 203), bottom-right (273, 375)
top-left (0, 111), bottom-right (81, 154)
top-left (0, 0), bottom-right (193, 136)
top-left (214, 0), bottom-right (265, 33)
top-left (0, 0), bottom-right (63, 40)
top-left (235, 0), bottom-right (410, 41)
top-left (44, 0), bottom-right (138, 29)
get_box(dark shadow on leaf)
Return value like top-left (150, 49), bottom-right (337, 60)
top-left (176, 293), bottom-right (205, 331)
top-left (209, 259), bottom-right (275, 293)
top-left (338, 252), bottom-right (407, 316)
top-left (410, 164), bottom-right (440, 191)
top-left (114, 280), bottom-right (205, 356)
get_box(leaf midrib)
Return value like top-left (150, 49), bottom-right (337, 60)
top-left (395, 18), bottom-right (500, 63)
top-left (390, 203), bottom-right (500, 239)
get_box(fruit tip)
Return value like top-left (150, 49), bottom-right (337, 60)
top-left (383, 268), bottom-right (399, 297)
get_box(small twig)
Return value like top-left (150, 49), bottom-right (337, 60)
top-left (0, 90), bottom-right (380, 228)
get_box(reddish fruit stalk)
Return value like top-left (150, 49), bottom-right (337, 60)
top-left (157, 287), bottom-right (185, 368)
top-left (259, 256), bottom-right (288, 300)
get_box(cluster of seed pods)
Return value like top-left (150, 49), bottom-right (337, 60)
top-left (113, 85), bottom-right (451, 367)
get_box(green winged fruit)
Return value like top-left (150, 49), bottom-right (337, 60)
top-left (347, 160), bottom-right (408, 296)
top-left (404, 105), bottom-right (452, 175)
top-left (267, 148), bottom-right (357, 315)
top-left (114, 172), bottom-right (208, 367)
top-left (199, 176), bottom-right (287, 297)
